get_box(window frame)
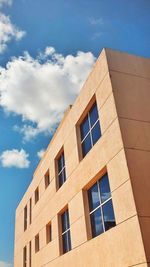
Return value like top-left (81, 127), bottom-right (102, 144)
top-left (23, 246), bottom-right (27, 267)
top-left (81, 110), bottom-right (100, 146)
top-left (29, 241), bottom-right (32, 267)
top-left (46, 222), bottom-right (52, 244)
top-left (35, 234), bottom-right (40, 253)
top-left (45, 169), bottom-right (50, 189)
top-left (34, 187), bottom-right (39, 205)
top-left (24, 205), bottom-right (27, 231)
top-left (86, 172), bottom-right (116, 239)
top-left (59, 208), bottom-right (72, 255)
top-left (76, 97), bottom-right (101, 160)
top-left (80, 102), bottom-right (101, 158)
top-left (56, 149), bottom-right (67, 189)
top-left (29, 198), bottom-right (32, 225)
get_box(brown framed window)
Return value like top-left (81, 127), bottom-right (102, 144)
top-left (29, 198), bottom-right (32, 224)
top-left (46, 222), bottom-right (52, 244)
top-left (35, 187), bottom-right (39, 204)
top-left (23, 246), bottom-right (27, 267)
top-left (24, 205), bottom-right (27, 231)
top-left (45, 170), bottom-right (50, 189)
top-left (57, 151), bottom-right (66, 188)
top-left (35, 234), bottom-right (40, 253)
top-left (60, 209), bottom-right (71, 254)
top-left (29, 241), bottom-right (31, 267)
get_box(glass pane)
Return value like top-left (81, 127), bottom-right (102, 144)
top-left (90, 208), bottom-right (103, 237)
top-left (88, 182), bottom-right (100, 211)
top-left (99, 174), bottom-right (111, 203)
top-left (82, 134), bottom-right (92, 157)
top-left (102, 199), bottom-right (116, 231)
top-left (62, 231), bottom-right (71, 253)
top-left (59, 172), bottom-right (64, 188)
top-left (67, 230), bottom-right (71, 251)
top-left (62, 168), bottom-right (66, 183)
top-left (58, 156), bottom-right (62, 173)
top-left (61, 152), bottom-right (65, 168)
top-left (61, 210), bottom-right (69, 232)
top-left (58, 168), bottom-right (66, 188)
top-left (89, 103), bottom-right (99, 127)
top-left (80, 115), bottom-right (90, 140)
top-left (91, 121), bottom-right (101, 146)
top-left (62, 232), bottom-right (68, 254)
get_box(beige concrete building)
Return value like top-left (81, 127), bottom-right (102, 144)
top-left (14, 48), bottom-right (150, 267)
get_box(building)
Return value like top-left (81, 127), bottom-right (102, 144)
top-left (14, 48), bottom-right (150, 267)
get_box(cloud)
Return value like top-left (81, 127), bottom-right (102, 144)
top-left (0, 12), bottom-right (25, 53)
top-left (0, 47), bottom-right (95, 140)
top-left (89, 17), bottom-right (103, 25)
top-left (0, 149), bottom-right (30, 168)
top-left (0, 0), bottom-right (25, 53)
top-left (92, 32), bottom-right (102, 40)
top-left (37, 149), bottom-right (45, 159)
top-left (0, 0), bottom-right (12, 7)
top-left (45, 46), bottom-right (55, 56)
top-left (0, 261), bottom-right (12, 267)
top-left (89, 17), bottom-right (104, 41)
top-left (14, 124), bottom-right (40, 142)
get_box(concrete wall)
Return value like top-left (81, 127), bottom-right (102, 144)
top-left (106, 48), bottom-right (150, 264)
top-left (14, 49), bottom-right (149, 267)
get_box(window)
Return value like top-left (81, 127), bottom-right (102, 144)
top-left (23, 246), bottom-right (27, 267)
top-left (57, 151), bottom-right (66, 188)
top-left (29, 241), bottom-right (31, 267)
top-left (35, 234), bottom-right (40, 253)
top-left (29, 198), bottom-right (32, 225)
top-left (80, 102), bottom-right (101, 158)
top-left (24, 205), bottom-right (27, 231)
top-left (46, 222), bottom-right (52, 244)
top-left (87, 173), bottom-right (116, 238)
top-left (61, 209), bottom-right (71, 254)
top-left (35, 187), bottom-right (39, 204)
top-left (45, 170), bottom-right (50, 189)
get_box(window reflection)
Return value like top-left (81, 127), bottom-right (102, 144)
top-left (88, 183), bottom-right (100, 211)
top-left (102, 200), bottom-right (116, 231)
top-left (99, 173), bottom-right (111, 203)
top-left (88, 173), bottom-right (116, 238)
top-left (80, 102), bottom-right (101, 158)
top-left (57, 151), bottom-right (66, 188)
top-left (90, 208), bottom-right (103, 237)
top-left (61, 210), bottom-right (71, 254)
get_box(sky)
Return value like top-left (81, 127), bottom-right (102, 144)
top-left (0, 0), bottom-right (150, 266)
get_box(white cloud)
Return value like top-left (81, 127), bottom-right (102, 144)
top-left (14, 124), bottom-right (40, 142)
top-left (0, 261), bottom-right (12, 267)
top-left (45, 46), bottom-right (55, 56)
top-left (89, 17), bottom-right (103, 25)
top-left (37, 149), bottom-right (45, 159)
top-left (0, 149), bottom-right (30, 168)
top-left (0, 0), bottom-right (12, 7)
top-left (92, 32), bottom-right (102, 40)
top-left (0, 12), bottom-right (25, 53)
top-left (0, 0), bottom-right (25, 53)
top-left (0, 47), bottom-right (95, 140)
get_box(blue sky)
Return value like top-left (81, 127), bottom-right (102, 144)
top-left (0, 0), bottom-right (150, 266)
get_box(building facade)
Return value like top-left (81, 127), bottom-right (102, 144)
top-left (14, 49), bottom-right (150, 267)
